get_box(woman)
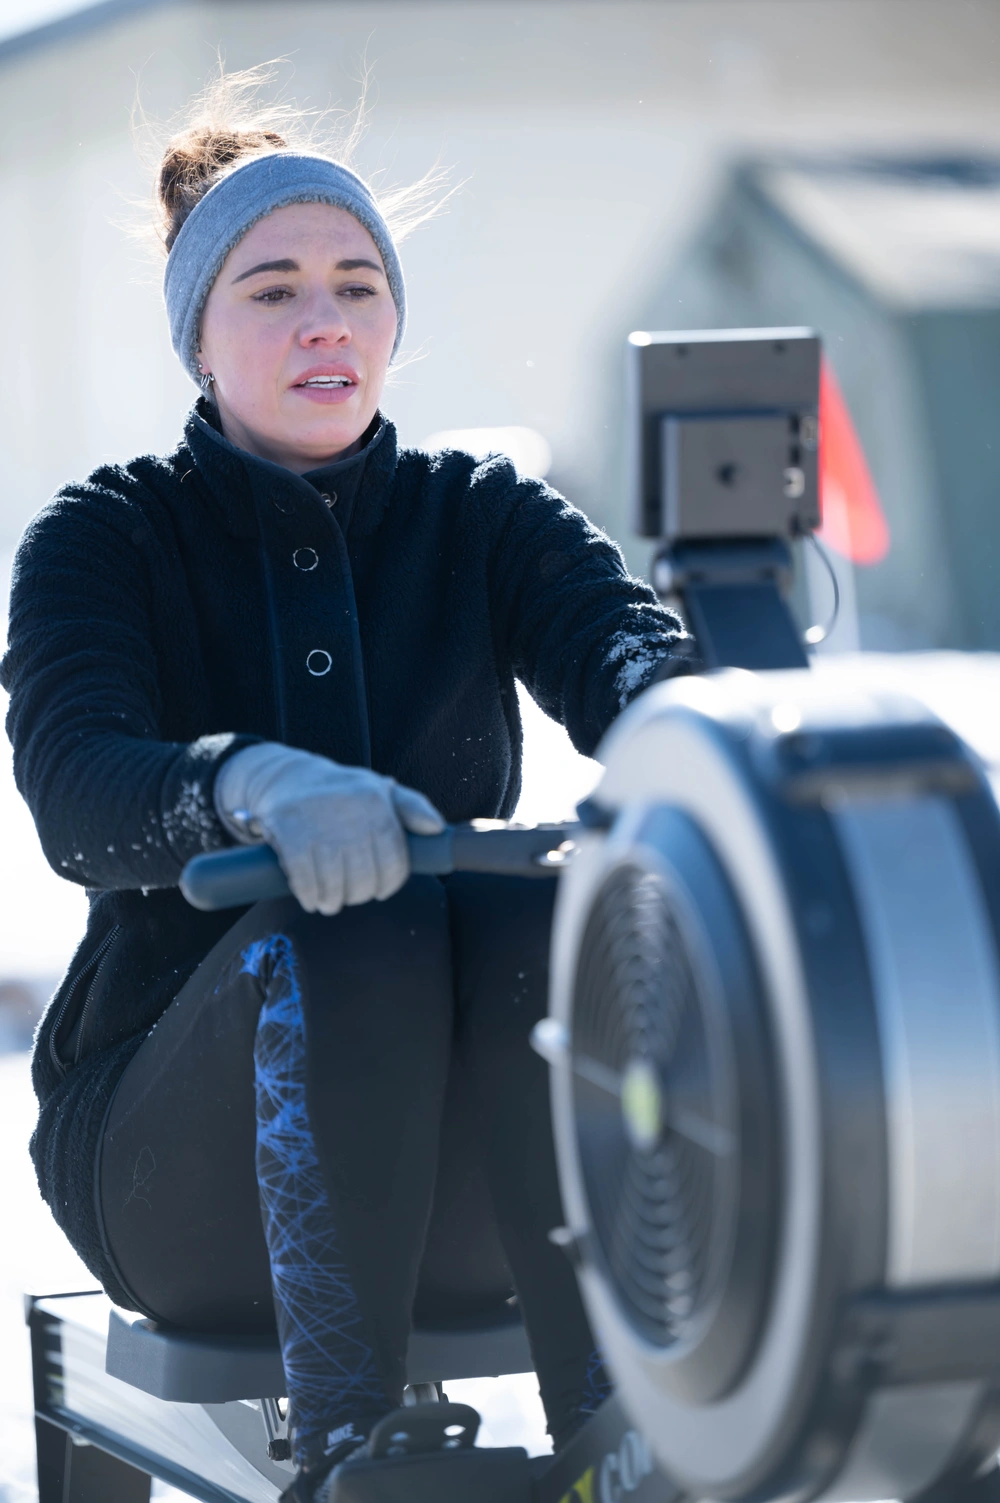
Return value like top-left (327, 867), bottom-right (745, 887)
top-left (1, 89), bottom-right (687, 1503)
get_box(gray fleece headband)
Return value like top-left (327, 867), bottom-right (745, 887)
top-left (163, 152), bottom-right (406, 384)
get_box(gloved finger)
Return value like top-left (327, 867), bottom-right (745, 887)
top-left (278, 843), bottom-right (321, 914)
top-left (391, 783), bottom-right (446, 836)
top-left (313, 841), bottom-right (347, 916)
top-left (264, 816), bottom-right (321, 914)
top-left (341, 838), bottom-right (379, 908)
top-left (372, 816), bottom-right (410, 901)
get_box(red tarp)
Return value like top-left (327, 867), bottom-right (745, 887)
top-left (818, 360), bottom-right (890, 566)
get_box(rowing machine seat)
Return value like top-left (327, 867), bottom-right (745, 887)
top-left (106, 1306), bottom-right (532, 1403)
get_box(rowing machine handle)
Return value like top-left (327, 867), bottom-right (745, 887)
top-left (180, 822), bottom-right (579, 911)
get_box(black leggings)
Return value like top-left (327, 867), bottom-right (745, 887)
top-left (98, 874), bottom-right (608, 1468)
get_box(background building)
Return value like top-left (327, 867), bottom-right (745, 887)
top-left (643, 158), bottom-right (1000, 652)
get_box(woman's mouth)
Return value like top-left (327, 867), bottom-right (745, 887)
top-left (291, 372), bottom-right (359, 404)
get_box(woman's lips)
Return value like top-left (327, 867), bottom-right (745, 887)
top-left (292, 386), bottom-right (357, 405)
top-left (289, 367), bottom-right (361, 405)
top-left (290, 381), bottom-right (359, 405)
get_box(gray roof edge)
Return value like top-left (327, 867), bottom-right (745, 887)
top-left (0, 0), bottom-right (171, 67)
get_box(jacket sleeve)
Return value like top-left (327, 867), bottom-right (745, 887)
top-left (482, 459), bottom-right (689, 758)
top-left (1, 485), bottom-right (256, 891)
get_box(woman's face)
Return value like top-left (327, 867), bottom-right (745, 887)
top-left (197, 202), bottom-right (398, 473)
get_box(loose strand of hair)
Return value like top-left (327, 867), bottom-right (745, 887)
top-left (129, 56), bottom-right (455, 262)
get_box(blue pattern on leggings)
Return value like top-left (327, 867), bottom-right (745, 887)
top-left (246, 935), bottom-right (386, 1465)
top-left (579, 1348), bottom-right (613, 1414)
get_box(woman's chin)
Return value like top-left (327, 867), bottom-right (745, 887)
top-left (283, 419), bottom-right (371, 466)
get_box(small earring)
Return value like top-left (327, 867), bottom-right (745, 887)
top-left (198, 366), bottom-right (215, 393)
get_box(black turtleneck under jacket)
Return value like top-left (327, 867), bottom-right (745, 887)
top-left (0, 400), bottom-right (684, 1303)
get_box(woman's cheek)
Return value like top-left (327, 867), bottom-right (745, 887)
top-left (366, 315), bottom-right (398, 376)
top-left (251, 328), bottom-right (292, 407)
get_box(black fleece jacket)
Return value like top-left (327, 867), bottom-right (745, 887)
top-left (1, 400), bottom-right (684, 1305)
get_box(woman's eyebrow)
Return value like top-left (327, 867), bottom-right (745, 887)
top-left (232, 258), bottom-right (299, 283)
top-left (231, 256), bottom-right (384, 284)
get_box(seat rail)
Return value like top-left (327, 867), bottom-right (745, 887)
top-left (28, 1290), bottom-right (678, 1503)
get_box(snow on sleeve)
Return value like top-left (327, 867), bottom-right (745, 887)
top-left (604, 627), bottom-right (684, 709)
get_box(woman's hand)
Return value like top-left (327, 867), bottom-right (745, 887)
top-left (214, 743), bottom-right (444, 915)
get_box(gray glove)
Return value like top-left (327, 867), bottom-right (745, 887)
top-left (214, 743), bottom-right (445, 915)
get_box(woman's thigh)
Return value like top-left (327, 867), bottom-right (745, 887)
top-left (446, 871), bottom-right (556, 1052)
top-left (99, 878), bottom-right (452, 1331)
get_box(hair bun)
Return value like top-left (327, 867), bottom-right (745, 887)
top-left (158, 126), bottom-right (287, 250)
top-left (146, 63), bottom-right (449, 259)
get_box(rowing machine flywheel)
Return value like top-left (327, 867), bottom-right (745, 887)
top-left (544, 669), bottom-right (1000, 1503)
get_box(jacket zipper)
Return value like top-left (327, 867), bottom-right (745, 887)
top-left (48, 924), bottom-right (120, 1075)
top-left (259, 541), bottom-right (289, 741)
top-left (329, 521), bottom-right (372, 768)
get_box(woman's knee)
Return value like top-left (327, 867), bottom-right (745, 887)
top-left (248, 874), bottom-right (448, 954)
top-left (256, 877), bottom-right (454, 1067)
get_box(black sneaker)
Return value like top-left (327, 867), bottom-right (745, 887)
top-left (278, 1436), bottom-right (367, 1503)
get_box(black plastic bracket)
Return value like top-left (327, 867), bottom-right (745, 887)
top-left (653, 538), bottom-right (809, 672)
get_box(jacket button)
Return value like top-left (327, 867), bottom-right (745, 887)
top-left (293, 547), bottom-right (319, 571)
top-left (306, 649), bottom-right (333, 676)
top-left (319, 492), bottom-right (338, 508)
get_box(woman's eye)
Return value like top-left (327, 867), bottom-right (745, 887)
top-left (249, 283), bottom-right (377, 304)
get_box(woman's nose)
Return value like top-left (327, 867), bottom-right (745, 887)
top-left (298, 290), bottom-right (351, 344)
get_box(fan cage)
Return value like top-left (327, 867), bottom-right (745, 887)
top-left (572, 862), bottom-right (735, 1350)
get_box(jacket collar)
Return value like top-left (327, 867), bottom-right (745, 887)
top-left (182, 398), bottom-right (398, 540)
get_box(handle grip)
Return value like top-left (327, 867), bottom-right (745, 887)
top-left (180, 823), bottom-right (579, 911)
